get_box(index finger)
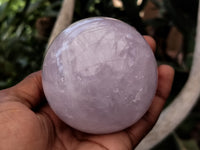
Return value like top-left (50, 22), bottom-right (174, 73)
top-left (7, 71), bottom-right (44, 109)
top-left (143, 35), bottom-right (156, 53)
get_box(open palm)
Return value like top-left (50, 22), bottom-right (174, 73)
top-left (0, 36), bottom-right (174, 150)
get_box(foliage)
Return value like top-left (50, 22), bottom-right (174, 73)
top-left (153, 133), bottom-right (200, 150)
top-left (0, 0), bottom-right (61, 88)
top-left (149, 0), bottom-right (198, 71)
top-left (73, 0), bottom-right (147, 33)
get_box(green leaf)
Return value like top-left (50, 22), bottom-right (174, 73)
top-left (173, 133), bottom-right (187, 150)
top-left (183, 140), bottom-right (199, 150)
top-left (173, 133), bottom-right (199, 150)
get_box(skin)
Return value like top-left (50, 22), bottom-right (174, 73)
top-left (0, 36), bottom-right (174, 150)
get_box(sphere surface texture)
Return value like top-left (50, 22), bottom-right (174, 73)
top-left (42, 17), bottom-right (157, 134)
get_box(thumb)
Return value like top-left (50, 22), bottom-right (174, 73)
top-left (5, 71), bottom-right (45, 109)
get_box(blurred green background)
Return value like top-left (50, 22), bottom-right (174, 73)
top-left (0, 0), bottom-right (199, 149)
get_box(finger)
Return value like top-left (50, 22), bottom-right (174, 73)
top-left (140, 65), bottom-right (175, 124)
top-left (8, 71), bottom-right (45, 108)
top-left (156, 65), bottom-right (175, 100)
top-left (143, 35), bottom-right (156, 53)
top-left (126, 65), bottom-right (174, 147)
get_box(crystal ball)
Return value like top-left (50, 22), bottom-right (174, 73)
top-left (42, 17), bottom-right (157, 134)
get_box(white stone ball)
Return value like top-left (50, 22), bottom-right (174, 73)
top-left (42, 17), bottom-right (157, 134)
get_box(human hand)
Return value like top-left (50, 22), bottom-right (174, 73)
top-left (0, 36), bottom-right (174, 150)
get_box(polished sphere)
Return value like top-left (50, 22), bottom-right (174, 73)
top-left (42, 17), bottom-right (157, 134)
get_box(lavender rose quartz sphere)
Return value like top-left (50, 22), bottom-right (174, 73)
top-left (42, 17), bottom-right (157, 134)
